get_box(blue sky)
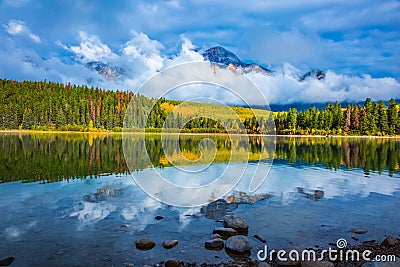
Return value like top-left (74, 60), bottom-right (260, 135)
top-left (0, 0), bottom-right (399, 103)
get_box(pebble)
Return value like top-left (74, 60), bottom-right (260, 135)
top-left (165, 260), bottom-right (181, 267)
top-left (223, 215), bottom-right (249, 233)
top-left (162, 240), bottom-right (179, 249)
top-left (205, 238), bottom-right (224, 251)
top-left (135, 238), bottom-right (155, 251)
top-left (0, 257), bottom-right (15, 266)
top-left (225, 235), bottom-right (252, 254)
top-left (301, 261), bottom-right (334, 267)
top-left (254, 234), bottom-right (267, 243)
top-left (361, 257), bottom-right (400, 267)
top-left (274, 247), bottom-right (304, 266)
top-left (213, 227), bottom-right (238, 239)
top-left (211, 233), bottom-right (222, 239)
top-left (381, 235), bottom-right (399, 247)
top-left (348, 228), bottom-right (368, 234)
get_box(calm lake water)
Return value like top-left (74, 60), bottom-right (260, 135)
top-left (0, 133), bottom-right (399, 266)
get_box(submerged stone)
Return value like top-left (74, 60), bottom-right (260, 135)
top-left (213, 227), bottom-right (238, 239)
top-left (205, 238), bottom-right (224, 251)
top-left (135, 238), bottom-right (155, 251)
top-left (225, 235), bottom-right (252, 254)
top-left (223, 214), bottom-right (249, 233)
top-left (162, 240), bottom-right (178, 249)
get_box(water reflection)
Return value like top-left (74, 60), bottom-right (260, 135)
top-left (201, 192), bottom-right (270, 220)
top-left (0, 158), bottom-right (399, 265)
top-left (0, 133), bottom-right (399, 184)
top-left (61, 161), bottom-right (400, 229)
top-left (275, 136), bottom-right (400, 176)
top-left (297, 187), bottom-right (324, 201)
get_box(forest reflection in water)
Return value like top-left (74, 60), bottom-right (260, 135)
top-left (0, 132), bottom-right (399, 183)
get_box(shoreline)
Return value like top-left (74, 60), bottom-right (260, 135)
top-left (0, 129), bottom-right (399, 139)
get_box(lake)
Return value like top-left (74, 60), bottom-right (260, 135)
top-left (0, 133), bottom-right (399, 266)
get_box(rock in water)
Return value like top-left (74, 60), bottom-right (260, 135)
top-left (348, 228), bottom-right (368, 234)
top-left (162, 240), bottom-right (178, 249)
top-left (211, 233), bottom-right (222, 239)
top-left (213, 227), bottom-right (238, 239)
top-left (135, 238), bottom-right (155, 251)
top-left (165, 260), bottom-right (181, 267)
top-left (381, 235), bottom-right (399, 247)
top-left (254, 234), bottom-right (267, 243)
top-left (361, 257), bottom-right (400, 267)
top-left (0, 257), bottom-right (15, 266)
top-left (225, 235), bottom-right (252, 254)
top-left (274, 247), bottom-right (305, 266)
top-left (301, 261), bottom-right (334, 267)
top-left (155, 215), bottom-right (164, 220)
top-left (205, 238), bottom-right (224, 251)
top-left (223, 215), bottom-right (249, 233)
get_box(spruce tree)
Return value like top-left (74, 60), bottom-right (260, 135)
top-left (387, 99), bottom-right (398, 135)
top-left (378, 101), bottom-right (389, 134)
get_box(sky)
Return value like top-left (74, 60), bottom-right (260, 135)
top-left (0, 0), bottom-right (399, 104)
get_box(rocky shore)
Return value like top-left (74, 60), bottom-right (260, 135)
top-left (1, 214), bottom-right (398, 267)
top-left (128, 214), bottom-right (400, 267)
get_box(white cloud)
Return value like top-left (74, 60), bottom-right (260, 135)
top-left (122, 31), bottom-right (165, 72)
top-left (247, 65), bottom-right (400, 104)
top-left (3, 28), bottom-right (399, 104)
top-left (69, 202), bottom-right (116, 225)
top-left (58, 31), bottom-right (116, 63)
top-left (180, 36), bottom-right (204, 61)
top-left (3, 19), bottom-right (40, 43)
top-left (0, 43), bottom-right (96, 87)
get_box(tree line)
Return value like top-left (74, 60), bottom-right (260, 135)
top-left (0, 79), bottom-right (399, 135)
top-left (274, 99), bottom-right (400, 136)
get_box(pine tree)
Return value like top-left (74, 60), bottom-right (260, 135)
top-left (378, 101), bottom-right (389, 134)
top-left (387, 99), bottom-right (398, 135)
top-left (21, 108), bottom-right (34, 129)
top-left (363, 98), bottom-right (375, 134)
top-left (287, 108), bottom-right (297, 132)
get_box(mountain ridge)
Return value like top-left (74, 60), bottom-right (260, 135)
top-left (84, 45), bottom-right (325, 82)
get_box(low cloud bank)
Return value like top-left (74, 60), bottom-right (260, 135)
top-left (1, 28), bottom-right (399, 104)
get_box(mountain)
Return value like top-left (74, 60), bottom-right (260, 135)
top-left (299, 69), bottom-right (326, 81)
top-left (85, 61), bottom-right (127, 81)
top-left (202, 46), bottom-right (274, 75)
top-left (203, 46), bottom-right (325, 80)
top-left (84, 46), bottom-right (325, 81)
